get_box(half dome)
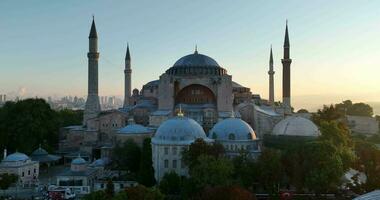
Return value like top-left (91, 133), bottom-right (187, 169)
top-left (272, 116), bottom-right (320, 137)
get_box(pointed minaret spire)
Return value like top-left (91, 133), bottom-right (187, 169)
top-left (284, 20), bottom-right (289, 48)
top-left (194, 45), bottom-right (198, 54)
top-left (89, 16), bottom-right (98, 39)
top-left (282, 20), bottom-right (292, 114)
top-left (123, 43), bottom-right (132, 108)
top-left (125, 43), bottom-right (131, 60)
top-left (268, 45), bottom-right (275, 105)
top-left (84, 17), bottom-right (101, 125)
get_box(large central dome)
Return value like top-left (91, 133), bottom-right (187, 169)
top-left (166, 50), bottom-right (227, 76)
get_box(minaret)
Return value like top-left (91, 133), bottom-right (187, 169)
top-left (83, 17), bottom-right (101, 125)
top-left (123, 44), bottom-right (132, 108)
top-left (281, 20), bottom-right (292, 114)
top-left (268, 46), bottom-right (275, 105)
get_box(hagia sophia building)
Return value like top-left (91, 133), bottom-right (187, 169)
top-left (59, 18), bottom-right (320, 182)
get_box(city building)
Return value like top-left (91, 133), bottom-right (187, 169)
top-left (151, 112), bottom-right (213, 181)
top-left (347, 115), bottom-right (379, 135)
top-left (0, 150), bottom-right (39, 187)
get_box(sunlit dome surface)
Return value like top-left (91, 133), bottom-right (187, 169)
top-left (152, 116), bottom-right (210, 144)
top-left (3, 152), bottom-right (30, 162)
top-left (209, 118), bottom-right (257, 140)
top-left (272, 116), bottom-right (320, 137)
top-left (166, 51), bottom-right (227, 76)
top-left (118, 124), bottom-right (151, 134)
top-left (71, 156), bottom-right (87, 165)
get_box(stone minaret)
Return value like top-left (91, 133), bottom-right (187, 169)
top-left (268, 46), bottom-right (275, 105)
top-left (281, 21), bottom-right (292, 114)
top-left (83, 17), bottom-right (101, 125)
top-left (123, 44), bottom-right (132, 108)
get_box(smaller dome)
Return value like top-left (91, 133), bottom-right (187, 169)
top-left (153, 116), bottom-right (209, 144)
top-left (31, 147), bottom-right (48, 156)
top-left (210, 118), bottom-right (257, 140)
top-left (118, 124), bottom-right (151, 134)
top-left (272, 116), bottom-right (320, 137)
top-left (3, 152), bottom-right (29, 162)
top-left (72, 156), bottom-right (87, 165)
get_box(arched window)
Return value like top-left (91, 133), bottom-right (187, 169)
top-left (247, 133), bottom-right (252, 140)
top-left (228, 133), bottom-right (235, 140)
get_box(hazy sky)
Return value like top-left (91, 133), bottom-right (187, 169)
top-left (0, 0), bottom-right (379, 111)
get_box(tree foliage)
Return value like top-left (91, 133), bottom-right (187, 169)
top-left (256, 148), bottom-right (283, 194)
top-left (336, 100), bottom-right (373, 117)
top-left (159, 171), bottom-right (181, 196)
top-left (0, 98), bottom-right (83, 154)
top-left (199, 185), bottom-right (257, 200)
top-left (182, 138), bottom-right (224, 168)
top-left (112, 139), bottom-right (141, 173)
top-left (125, 185), bottom-right (164, 200)
top-left (138, 138), bottom-right (156, 187)
top-left (0, 173), bottom-right (18, 190)
top-left (190, 155), bottom-right (234, 189)
top-left (105, 179), bottom-right (115, 198)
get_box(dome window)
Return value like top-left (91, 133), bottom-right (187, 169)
top-left (228, 133), bottom-right (235, 140)
top-left (247, 133), bottom-right (252, 140)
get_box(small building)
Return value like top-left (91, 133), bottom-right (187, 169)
top-left (347, 115), bottom-right (379, 135)
top-left (0, 151), bottom-right (39, 187)
top-left (94, 180), bottom-right (138, 192)
top-left (116, 123), bottom-right (154, 147)
top-left (30, 145), bottom-right (61, 167)
top-left (56, 156), bottom-right (101, 195)
top-left (151, 113), bottom-right (213, 182)
top-left (209, 117), bottom-right (261, 159)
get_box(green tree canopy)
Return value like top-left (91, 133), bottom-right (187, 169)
top-left (199, 185), bottom-right (257, 200)
top-left (159, 171), bottom-right (181, 196)
top-left (0, 99), bottom-right (60, 153)
top-left (255, 148), bottom-right (283, 194)
top-left (182, 138), bottom-right (224, 168)
top-left (125, 185), bottom-right (164, 200)
top-left (0, 173), bottom-right (18, 190)
top-left (302, 141), bottom-right (345, 194)
top-left (112, 139), bottom-right (141, 173)
top-left (138, 138), bottom-right (156, 187)
top-left (336, 100), bottom-right (373, 117)
top-left (189, 154), bottom-right (234, 189)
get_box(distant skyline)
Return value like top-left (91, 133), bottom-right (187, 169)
top-left (1, 0), bottom-right (379, 112)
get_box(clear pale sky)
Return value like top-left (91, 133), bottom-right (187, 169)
top-left (0, 0), bottom-right (379, 111)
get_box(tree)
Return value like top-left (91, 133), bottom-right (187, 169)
top-left (336, 100), bottom-right (373, 117)
top-left (0, 173), bottom-right (18, 196)
top-left (112, 139), bottom-right (141, 173)
top-left (189, 155), bottom-right (234, 189)
top-left (354, 139), bottom-right (380, 192)
top-left (0, 99), bottom-right (60, 153)
top-left (159, 171), bottom-right (181, 196)
top-left (256, 148), bottom-right (283, 194)
top-left (56, 109), bottom-right (83, 127)
top-left (312, 104), bottom-right (343, 126)
top-left (105, 179), bottom-right (114, 198)
top-left (297, 109), bottom-right (309, 113)
top-left (199, 186), bottom-right (257, 200)
top-left (319, 121), bottom-right (355, 171)
top-left (232, 154), bottom-right (258, 189)
top-left (138, 138), bottom-right (156, 187)
top-left (125, 185), bottom-right (164, 200)
top-left (302, 141), bottom-right (344, 194)
top-left (182, 138), bottom-right (224, 168)
top-left (82, 190), bottom-right (107, 200)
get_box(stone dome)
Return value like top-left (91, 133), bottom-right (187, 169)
top-left (31, 147), bottom-right (48, 156)
top-left (166, 51), bottom-right (227, 76)
top-left (209, 118), bottom-right (257, 140)
top-left (118, 124), bottom-right (151, 134)
top-left (272, 116), bottom-right (320, 137)
top-left (152, 116), bottom-right (210, 145)
top-left (3, 152), bottom-right (29, 162)
top-left (71, 156), bottom-right (87, 165)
